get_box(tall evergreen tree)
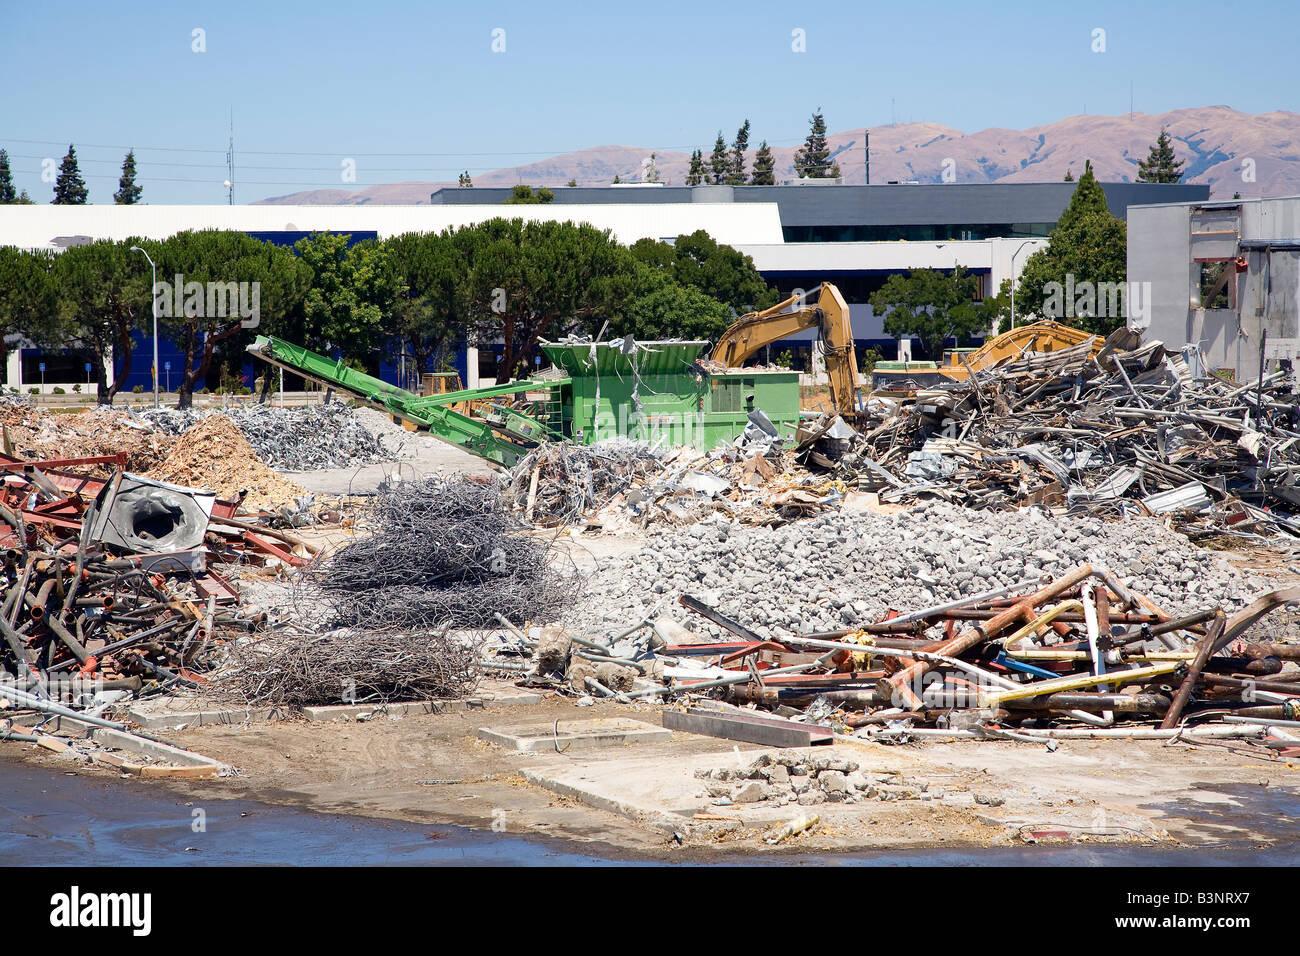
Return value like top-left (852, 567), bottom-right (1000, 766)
top-left (0, 149), bottom-right (15, 203)
top-left (793, 109), bottom-right (839, 179)
top-left (728, 119), bottom-right (751, 185)
top-left (750, 141), bottom-right (776, 185)
top-left (1063, 168), bottom-right (1074, 182)
top-left (709, 132), bottom-right (729, 185)
top-left (113, 150), bottom-right (142, 204)
top-left (53, 145), bottom-right (88, 204)
top-left (1136, 128), bottom-right (1185, 183)
top-left (685, 149), bottom-right (705, 186)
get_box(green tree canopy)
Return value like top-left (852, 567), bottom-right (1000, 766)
top-left (1014, 160), bottom-right (1128, 333)
top-left (751, 141), bottom-right (776, 185)
top-left (147, 230), bottom-right (312, 405)
top-left (383, 230), bottom-right (470, 379)
top-left (729, 119), bottom-right (750, 186)
top-left (685, 149), bottom-right (705, 186)
top-left (605, 264), bottom-right (732, 341)
top-left (0, 149), bottom-right (16, 203)
top-left (114, 150), bottom-right (142, 205)
top-left (1136, 128), bottom-right (1185, 184)
top-left (709, 132), bottom-right (729, 185)
top-left (52, 240), bottom-right (146, 402)
top-left (503, 184), bottom-right (554, 204)
top-left (629, 229), bottom-right (777, 316)
top-left (295, 232), bottom-right (401, 368)
top-left (794, 110), bottom-right (840, 179)
top-left (53, 145), bottom-right (88, 204)
top-left (0, 246), bottom-right (58, 346)
top-left (869, 267), bottom-right (989, 360)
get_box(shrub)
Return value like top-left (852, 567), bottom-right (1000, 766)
top-left (51, 386), bottom-right (66, 395)
top-left (132, 385), bottom-right (144, 394)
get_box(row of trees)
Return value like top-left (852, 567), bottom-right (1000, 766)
top-left (685, 110), bottom-right (839, 187)
top-left (0, 145), bottom-right (142, 205)
top-left (0, 221), bottom-right (778, 406)
top-left (870, 160), bottom-right (1131, 356)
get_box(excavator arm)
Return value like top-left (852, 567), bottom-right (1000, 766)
top-left (710, 282), bottom-right (864, 417)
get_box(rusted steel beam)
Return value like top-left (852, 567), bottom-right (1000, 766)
top-left (679, 594), bottom-right (763, 643)
top-left (883, 564), bottom-right (1096, 710)
top-left (241, 531), bottom-right (308, 567)
top-left (1160, 612), bottom-right (1226, 730)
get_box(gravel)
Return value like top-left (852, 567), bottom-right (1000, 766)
top-left (566, 501), bottom-right (1273, 642)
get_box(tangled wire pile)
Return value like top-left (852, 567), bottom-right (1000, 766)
top-left (224, 629), bottom-right (477, 707)
top-left (507, 439), bottom-right (664, 525)
top-left (305, 476), bottom-right (576, 630)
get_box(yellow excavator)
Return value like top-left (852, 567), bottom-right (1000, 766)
top-left (872, 319), bottom-right (1104, 393)
top-left (708, 282), bottom-right (866, 419)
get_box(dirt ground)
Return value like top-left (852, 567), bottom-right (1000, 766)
top-left (13, 690), bottom-right (1292, 860)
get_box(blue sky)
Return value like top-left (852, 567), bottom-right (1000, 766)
top-left (2, 0), bottom-right (1295, 204)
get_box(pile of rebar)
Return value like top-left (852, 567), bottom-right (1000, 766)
top-left (306, 476), bottom-right (576, 630)
top-left (223, 628), bottom-right (478, 707)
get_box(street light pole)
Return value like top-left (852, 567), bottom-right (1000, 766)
top-left (130, 246), bottom-right (159, 408)
top-left (1009, 239), bottom-right (1039, 331)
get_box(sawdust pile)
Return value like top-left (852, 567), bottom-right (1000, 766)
top-left (3, 405), bottom-right (175, 473)
top-left (148, 415), bottom-right (307, 512)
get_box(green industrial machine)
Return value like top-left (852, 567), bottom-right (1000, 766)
top-left (248, 335), bottom-right (800, 468)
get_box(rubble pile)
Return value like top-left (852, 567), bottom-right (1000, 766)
top-left (832, 338), bottom-right (1300, 544)
top-left (149, 416), bottom-right (309, 512)
top-left (507, 439), bottom-right (664, 524)
top-left (568, 505), bottom-right (1269, 641)
top-left (142, 403), bottom-right (399, 471)
top-left (695, 752), bottom-right (938, 808)
top-left (4, 405), bottom-right (174, 474)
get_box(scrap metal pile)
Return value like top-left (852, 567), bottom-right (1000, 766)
top-left (481, 565), bottom-right (1300, 755)
top-left (0, 451), bottom-right (306, 720)
top-left (509, 418), bottom-right (848, 531)
top-left (826, 336), bottom-right (1300, 544)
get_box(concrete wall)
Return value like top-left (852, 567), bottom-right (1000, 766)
top-left (1129, 196), bottom-right (1300, 381)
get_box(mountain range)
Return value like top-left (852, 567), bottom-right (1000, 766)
top-left (256, 106), bottom-right (1298, 205)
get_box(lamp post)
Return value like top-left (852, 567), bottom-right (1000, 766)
top-left (130, 246), bottom-right (159, 408)
top-left (1009, 239), bottom-right (1037, 330)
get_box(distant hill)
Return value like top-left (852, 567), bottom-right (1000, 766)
top-left (255, 106), bottom-right (1298, 205)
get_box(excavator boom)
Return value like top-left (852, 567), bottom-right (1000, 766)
top-left (710, 282), bottom-right (864, 418)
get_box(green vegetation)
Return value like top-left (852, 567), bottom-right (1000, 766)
top-left (502, 184), bottom-right (554, 204)
top-left (1013, 160), bottom-right (1128, 334)
top-left (53, 145), bottom-right (88, 204)
top-left (114, 150), bottom-right (142, 205)
top-left (793, 110), bottom-right (840, 179)
top-left (869, 267), bottom-right (992, 360)
top-left (1136, 128), bottom-right (1185, 184)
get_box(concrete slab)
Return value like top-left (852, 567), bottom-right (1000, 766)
top-left (478, 717), bottom-right (671, 753)
top-left (305, 692), bottom-right (541, 722)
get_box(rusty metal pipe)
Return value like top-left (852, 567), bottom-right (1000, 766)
top-left (884, 564), bottom-right (1095, 710)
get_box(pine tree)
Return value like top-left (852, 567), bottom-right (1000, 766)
top-left (113, 150), bottom-right (142, 204)
top-left (709, 132), bottom-right (729, 185)
top-left (1136, 128), bottom-right (1185, 184)
top-left (793, 109), bottom-right (839, 178)
top-left (1056, 160), bottom-right (1110, 232)
top-left (685, 149), bottom-right (705, 186)
top-left (729, 119), bottom-right (751, 185)
top-left (1063, 168), bottom-right (1074, 182)
top-left (15, 189), bottom-right (33, 204)
top-left (750, 141), bottom-right (776, 185)
top-left (53, 145), bottom-right (88, 204)
top-left (458, 171), bottom-right (473, 187)
top-left (0, 149), bottom-right (15, 203)
top-left (613, 174), bottom-right (621, 184)
top-left (643, 151), bottom-right (660, 183)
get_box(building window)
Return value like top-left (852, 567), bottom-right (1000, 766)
top-left (1196, 261), bottom-right (1233, 310)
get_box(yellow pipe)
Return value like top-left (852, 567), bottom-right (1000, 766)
top-left (1002, 601), bottom-right (1084, 651)
top-left (981, 662), bottom-right (1181, 705)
